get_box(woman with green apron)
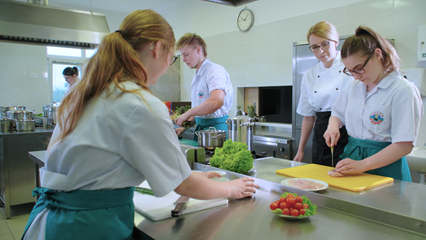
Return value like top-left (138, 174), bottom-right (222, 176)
top-left (22, 10), bottom-right (259, 240)
top-left (324, 26), bottom-right (424, 181)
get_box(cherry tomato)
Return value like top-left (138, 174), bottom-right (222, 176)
top-left (294, 202), bottom-right (303, 210)
top-left (282, 208), bottom-right (290, 215)
top-left (291, 209), bottom-right (299, 217)
top-left (287, 194), bottom-right (295, 199)
top-left (286, 197), bottom-right (296, 207)
top-left (303, 203), bottom-right (309, 209)
top-left (270, 202), bottom-right (278, 210)
top-left (279, 202), bottom-right (288, 210)
top-left (279, 197), bottom-right (286, 204)
top-left (295, 196), bottom-right (303, 203)
top-left (299, 209), bottom-right (306, 215)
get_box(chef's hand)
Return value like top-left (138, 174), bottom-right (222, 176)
top-left (175, 127), bottom-right (185, 136)
top-left (293, 151), bottom-right (304, 162)
top-left (324, 126), bottom-right (340, 147)
top-left (175, 112), bottom-right (191, 127)
top-left (335, 158), bottom-right (367, 174)
top-left (227, 177), bottom-right (259, 199)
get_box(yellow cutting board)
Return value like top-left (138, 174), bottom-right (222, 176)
top-left (276, 164), bottom-right (394, 192)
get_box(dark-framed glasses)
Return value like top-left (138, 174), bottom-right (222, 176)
top-left (170, 55), bottom-right (179, 65)
top-left (309, 40), bottom-right (335, 53)
top-left (343, 54), bottom-right (373, 76)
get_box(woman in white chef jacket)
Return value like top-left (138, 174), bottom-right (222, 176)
top-left (294, 21), bottom-right (353, 166)
top-left (21, 10), bottom-right (259, 240)
top-left (324, 26), bottom-right (423, 181)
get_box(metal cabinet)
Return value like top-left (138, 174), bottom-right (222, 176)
top-left (252, 135), bottom-right (292, 159)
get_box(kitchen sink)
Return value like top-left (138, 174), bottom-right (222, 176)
top-left (406, 146), bottom-right (426, 184)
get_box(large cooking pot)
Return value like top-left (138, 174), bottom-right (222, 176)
top-left (15, 119), bottom-right (35, 131)
top-left (0, 106), bottom-right (17, 119)
top-left (48, 106), bottom-right (58, 125)
top-left (195, 127), bottom-right (227, 150)
top-left (226, 112), bottom-right (254, 151)
top-left (0, 118), bottom-right (14, 132)
top-left (6, 110), bottom-right (34, 121)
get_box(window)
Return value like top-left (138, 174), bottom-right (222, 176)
top-left (47, 46), bottom-right (82, 57)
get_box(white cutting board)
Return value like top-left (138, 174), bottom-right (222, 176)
top-left (133, 181), bottom-right (228, 221)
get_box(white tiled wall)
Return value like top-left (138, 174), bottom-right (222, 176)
top-left (0, 42), bottom-right (49, 113)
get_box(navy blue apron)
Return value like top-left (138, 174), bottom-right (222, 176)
top-left (312, 111), bottom-right (348, 167)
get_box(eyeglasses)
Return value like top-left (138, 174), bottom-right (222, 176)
top-left (170, 55), bottom-right (179, 65)
top-left (343, 54), bottom-right (373, 76)
top-left (309, 40), bottom-right (335, 53)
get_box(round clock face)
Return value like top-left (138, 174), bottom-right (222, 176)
top-left (237, 9), bottom-right (254, 32)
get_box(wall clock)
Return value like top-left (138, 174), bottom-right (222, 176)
top-left (237, 8), bottom-right (254, 32)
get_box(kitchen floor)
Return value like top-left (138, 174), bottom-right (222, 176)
top-left (0, 203), bottom-right (34, 240)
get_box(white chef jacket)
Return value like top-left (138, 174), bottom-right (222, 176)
top-left (191, 59), bottom-right (233, 119)
top-left (297, 52), bottom-right (353, 116)
top-left (331, 71), bottom-right (424, 146)
top-left (41, 81), bottom-right (192, 196)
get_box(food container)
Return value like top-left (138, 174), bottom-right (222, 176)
top-left (15, 120), bottom-right (35, 131)
top-left (195, 127), bottom-right (226, 150)
top-left (6, 110), bottom-right (34, 121)
top-left (42, 105), bottom-right (50, 117)
top-left (48, 106), bottom-right (58, 125)
top-left (226, 112), bottom-right (255, 151)
top-left (0, 106), bottom-right (17, 119)
top-left (0, 118), bottom-right (14, 132)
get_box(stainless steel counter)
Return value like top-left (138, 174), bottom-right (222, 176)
top-left (135, 158), bottom-right (426, 240)
top-left (1, 128), bottom-right (54, 219)
top-left (28, 150), bottom-right (426, 239)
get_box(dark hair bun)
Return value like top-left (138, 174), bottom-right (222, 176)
top-left (62, 67), bottom-right (79, 76)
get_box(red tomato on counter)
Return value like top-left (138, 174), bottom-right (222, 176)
top-left (286, 197), bottom-right (295, 207)
top-left (291, 209), bottom-right (299, 217)
top-left (303, 203), bottom-right (309, 209)
top-left (299, 209), bottom-right (306, 215)
top-left (282, 208), bottom-right (290, 215)
top-left (294, 202), bottom-right (303, 210)
top-left (296, 196), bottom-right (303, 203)
top-left (279, 202), bottom-right (288, 210)
top-left (270, 202), bottom-right (278, 210)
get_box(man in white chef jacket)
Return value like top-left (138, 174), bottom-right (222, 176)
top-left (175, 33), bottom-right (233, 140)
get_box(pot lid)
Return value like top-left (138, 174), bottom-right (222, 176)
top-left (198, 127), bottom-right (226, 133)
top-left (227, 112), bottom-right (254, 122)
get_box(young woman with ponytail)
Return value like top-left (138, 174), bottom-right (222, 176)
top-left (324, 26), bottom-right (424, 181)
top-left (22, 10), bottom-right (258, 240)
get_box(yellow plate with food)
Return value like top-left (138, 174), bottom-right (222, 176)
top-left (280, 178), bottom-right (328, 191)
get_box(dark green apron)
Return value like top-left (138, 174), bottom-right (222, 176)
top-left (194, 115), bottom-right (229, 141)
top-left (22, 187), bottom-right (135, 240)
top-left (340, 137), bottom-right (412, 182)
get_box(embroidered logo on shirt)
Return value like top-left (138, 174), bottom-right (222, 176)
top-left (370, 111), bottom-right (384, 125)
top-left (198, 91), bottom-right (204, 98)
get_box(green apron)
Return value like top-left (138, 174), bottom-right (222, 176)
top-left (194, 115), bottom-right (229, 141)
top-left (340, 137), bottom-right (411, 182)
top-left (22, 187), bottom-right (135, 240)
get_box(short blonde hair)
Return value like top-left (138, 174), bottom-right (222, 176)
top-left (307, 21), bottom-right (339, 43)
top-left (176, 33), bottom-right (207, 57)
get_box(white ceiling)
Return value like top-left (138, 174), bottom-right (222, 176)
top-left (47, 0), bottom-right (177, 14)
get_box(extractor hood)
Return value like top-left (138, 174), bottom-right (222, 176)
top-left (0, 0), bottom-right (110, 48)
top-left (202, 0), bottom-right (258, 7)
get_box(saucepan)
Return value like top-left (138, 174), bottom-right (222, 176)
top-left (195, 127), bottom-right (226, 150)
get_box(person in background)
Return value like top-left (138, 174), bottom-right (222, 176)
top-left (293, 21), bottom-right (353, 166)
top-left (324, 26), bottom-right (424, 181)
top-left (62, 66), bottom-right (79, 87)
top-left (174, 33), bottom-right (233, 140)
top-left (22, 10), bottom-right (258, 240)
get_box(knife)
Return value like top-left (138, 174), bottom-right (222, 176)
top-left (171, 196), bottom-right (190, 217)
top-left (331, 146), bottom-right (334, 167)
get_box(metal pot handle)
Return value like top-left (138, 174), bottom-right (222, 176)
top-left (208, 127), bottom-right (217, 131)
top-left (195, 131), bottom-right (199, 136)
